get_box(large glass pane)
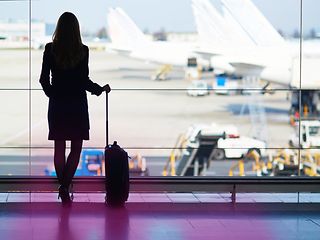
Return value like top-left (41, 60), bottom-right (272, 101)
top-left (301, 0), bottom-right (320, 116)
top-left (0, 148), bottom-right (30, 175)
top-left (31, 90), bottom-right (50, 147)
top-left (0, 91), bottom-right (29, 175)
top-left (0, 91), bottom-right (29, 148)
top-left (300, 0), bottom-right (320, 178)
top-left (0, 1), bottom-right (29, 89)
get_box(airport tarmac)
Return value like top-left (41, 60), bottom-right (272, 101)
top-left (0, 49), bottom-right (295, 176)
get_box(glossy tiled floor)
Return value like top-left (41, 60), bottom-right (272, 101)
top-left (1, 192), bottom-right (320, 203)
top-left (1, 193), bottom-right (320, 240)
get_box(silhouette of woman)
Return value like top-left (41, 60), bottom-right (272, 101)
top-left (39, 12), bottom-right (110, 203)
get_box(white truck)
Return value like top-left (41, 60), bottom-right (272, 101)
top-left (289, 120), bottom-right (320, 148)
top-left (215, 136), bottom-right (266, 160)
top-left (186, 123), bottom-right (266, 160)
top-left (187, 80), bottom-right (209, 97)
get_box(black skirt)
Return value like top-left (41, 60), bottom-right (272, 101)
top-left (48, 95), bottom-right (90, 140)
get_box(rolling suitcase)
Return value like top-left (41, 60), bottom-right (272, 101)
top-left (104, 92), bottom-right (129, 206)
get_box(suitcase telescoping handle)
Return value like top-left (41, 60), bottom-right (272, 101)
top-left (106, 91), bottom-right (109, 146)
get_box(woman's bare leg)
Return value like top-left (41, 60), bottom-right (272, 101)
top-left (54, 140), bottom-right (66, 186)
top-left (63, 140), bottom-right (83, 188)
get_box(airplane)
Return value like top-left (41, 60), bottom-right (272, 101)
top-left (107, 7), bottom-right (208, 78)
top-left (192, 0), bottom-right (320, 115)
top-left (193, 0), bottom-right (320, 88)
top-left (108, 0), bottom-right (320, 88)
top-left (192, 0), bottom-right (293, 86)
top-left (108, 1), bottom-right (320, 115)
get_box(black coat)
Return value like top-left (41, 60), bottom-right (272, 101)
top-left (39, 43), bottom-right (103, 140)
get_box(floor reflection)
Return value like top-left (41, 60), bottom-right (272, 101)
top-left (105, 206), bottom-right (129, 240)
top-left (1, 202), bottom-right (320, 240)
top-left (54, 204), bottom-right (130, 240)
top-left (56, 205), bottom-right (76, 240)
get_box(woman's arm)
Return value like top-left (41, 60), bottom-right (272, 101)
top-left (39, 43), bottom-right (53, 97)
top-left (83, 46), bottom-right (104, 96)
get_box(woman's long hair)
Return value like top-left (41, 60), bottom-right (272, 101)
top-left (52, 12), bottom-right (85, 69)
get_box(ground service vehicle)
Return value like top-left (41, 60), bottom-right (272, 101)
top-left (169, 123), bottom-right (266, 176)
top-left (187, 80), bottom-right (209, 96)
top-left (289, 120), bottom-right (320, 148)
top-left (216, 136), bottom-right (266, 160)
top-left (45, 149), bottom-right (149, 176)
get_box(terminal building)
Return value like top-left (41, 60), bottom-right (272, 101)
top-left (0, 19), bottom-right (54, 48)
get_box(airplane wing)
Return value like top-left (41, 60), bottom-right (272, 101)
top-left (228, 62), bottom-right (265, 76)
top-left (107, 47), bottom-right (132, 56)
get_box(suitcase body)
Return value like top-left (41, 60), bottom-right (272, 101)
top-left (105, 141), bottom-right (129, 205)
top-left (104, 91), bottom-right (129, 206)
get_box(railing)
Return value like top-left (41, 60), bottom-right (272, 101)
top-left (1, 176), bottom-right (320, 203)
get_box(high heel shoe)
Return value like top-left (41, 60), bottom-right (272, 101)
top-left (58, 185), bottom-right (71, 204)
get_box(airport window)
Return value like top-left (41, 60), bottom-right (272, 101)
top-left (1, 0), bottom-right (319, 178)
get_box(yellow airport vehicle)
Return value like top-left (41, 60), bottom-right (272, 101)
top-left (267, 149), bottom-right (320, 177)
top-left (129, 153), bottom-right (149, 176)
top-left (151, 64), bottom-right (172, 81)
top-left (162, 133), bottom-right (187, 176)
top-left (228, 149), bottom-right (269, 176)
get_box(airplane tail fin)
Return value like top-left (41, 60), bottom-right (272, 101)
top-left (192, 0), bottom-right (254, 49)
top-left (107, 7), bottom-right (149, 50)
top-left (221, 0), bottom-right (285, 47)
top-left (107, 8), bottom-right (131, 49)
top-left (192, 0), bottom-right (223, 47)
top-left (221, 4), bottom-right (255, 46)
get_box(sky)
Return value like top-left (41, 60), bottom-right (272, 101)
top-left (0, 0), bottom-right (319, 35)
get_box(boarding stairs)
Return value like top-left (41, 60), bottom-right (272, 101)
top-left (163, 132), bottom-right (224, 176)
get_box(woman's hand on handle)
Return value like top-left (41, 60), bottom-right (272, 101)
top-left (103, 84), bottom-right (111, 93)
